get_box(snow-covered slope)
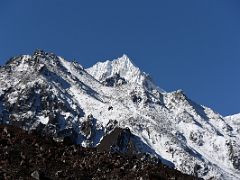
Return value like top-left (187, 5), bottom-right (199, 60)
top-left (0, 50), bottom-right (239, 179)
top-left (225, 114), bottom-right (240, 138)
top-left (225, 113), bottom-right (240, 122)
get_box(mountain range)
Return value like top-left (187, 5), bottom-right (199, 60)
top-left (0, 50), bottom-right (239, 179)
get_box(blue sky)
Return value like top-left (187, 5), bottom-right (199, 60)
top-left (0, 0), bottom-right (239, 116)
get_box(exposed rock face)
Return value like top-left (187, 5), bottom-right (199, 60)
top-left (0, 125), bottom-right (197, 180)
top-left (102, 73), bottom-right (127, 87)
top-left (97, 127), bottom-right (136, 153)
top-left (226, 140), bottom-right (240, 170)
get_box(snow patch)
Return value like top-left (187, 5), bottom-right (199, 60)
top-left (38, 116), bottom-right (49, 125)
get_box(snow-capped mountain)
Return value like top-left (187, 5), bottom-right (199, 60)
top-left (0, 50), bottom-right (239, 179)
top-left (86, 54), bottom-right (162, 92)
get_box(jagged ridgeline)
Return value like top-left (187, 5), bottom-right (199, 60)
top-left (0, 50), bottom-right (239, 179)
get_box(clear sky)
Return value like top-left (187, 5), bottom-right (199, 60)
top-left (0, 0), bottom-right (239, 116)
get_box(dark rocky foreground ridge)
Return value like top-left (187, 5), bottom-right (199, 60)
top-left (0, 125), bottom-right (198, 180)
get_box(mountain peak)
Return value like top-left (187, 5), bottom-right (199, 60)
top-left (117, 54), bottom-right (133, 64)
top-left (86, 54), bottom-right (163, 92)
top-left (113, 54), bottom-right (138, 72)
top-left (33, 49), bottom-right (58, 60)
top-left (119, 53), bottom-right (130, 61)
top-left (86, 55), bottom-right (151, 87)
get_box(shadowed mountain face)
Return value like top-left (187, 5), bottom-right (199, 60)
top-left (0, 125), bottom-right (197, 180)
top-left (97, 127), bottom-right (134, 153)
top-left (0, 50), bottom-right (239, 179)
